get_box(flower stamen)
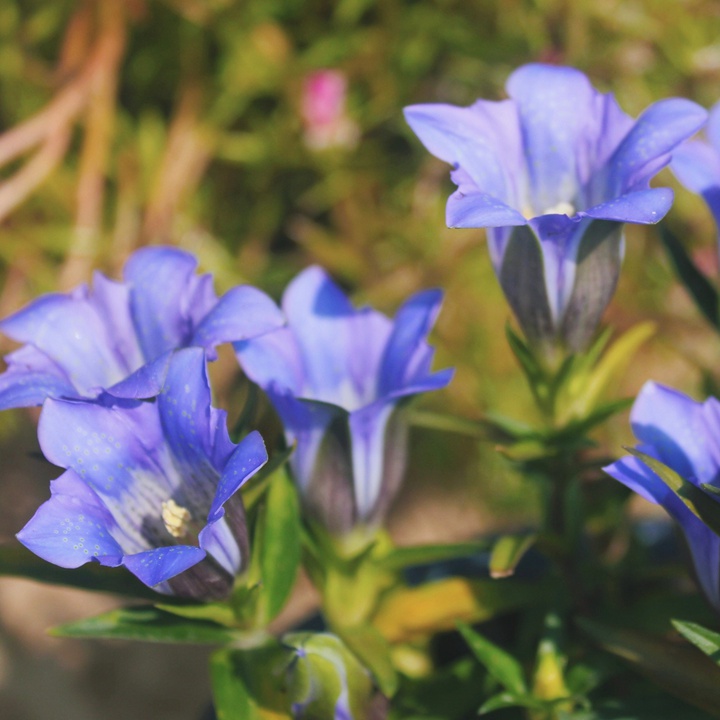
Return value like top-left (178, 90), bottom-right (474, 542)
top-left (162, 499), bottom-right (192, 538)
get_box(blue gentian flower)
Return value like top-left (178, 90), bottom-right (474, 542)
top-left (672, 100), bottom-right (720, 242)
top-left (17, 348), bottom-right (267, 599)
top-left (235, 266), bottom-right (453, 537)
top-left (0, 246), bottom-right (285, 409)
top-left (404, 64), bottom-right (707, 354)
top-left (604, 382), bottom-right (720, 609)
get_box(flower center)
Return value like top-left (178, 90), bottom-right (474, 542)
top-left (162, 499), bottom-right (192, 539)
top-left (542, 201), bottom-right (575, 217)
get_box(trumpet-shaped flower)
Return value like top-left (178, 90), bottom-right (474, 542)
top-left (17, 348), bottom-right (267, 599)
top-left (604, 382), bottom-right (720, 609)
top-left (405, 64), bottom-right (707, 353)
top-left (672, 100), bottom-right (720, 243)
top-left (235, 266), bottom-right (452, 536)
top-left (0, 246), bottom-right (285, 409)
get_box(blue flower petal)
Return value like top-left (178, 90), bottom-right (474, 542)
top-left (191, 285), bottom-right (285, 359)
top-left (606, 98), bottom-right (707, 195)
top-left (446, 187), bottom-right (527, 229)
top-left (209, 430), bottom-right (267, 521)
top-left (107, 351), bottom-right (173, 399)
top-left (157, 348), bottom-right (218, 486)
top-left (378, 289), bottom-right (444, 396)
top-left (0, 345), bottom-right (75, 409)
top-left (506, 64), bottom-right (597, 213)
top-left (234, 327), bottom-right (304, 396)
top-left (16, 470), bottom-right (124, 568)
top-left (630, 382), bottom-right (719, 485)
top-left (403, 100), bottom-right (523, 206)
top-left (583, 188), bottom-right (673, 224)
top-left (38, 396), bottom-right (171, 554)
top-left (0, 289), bottom-right (132, 395)
top-left (122, 545), bottom-right (206, 588)
top-left (282, 266), bottom-right (356, 400)
top-left (124, 247), bottom-right (217, 361)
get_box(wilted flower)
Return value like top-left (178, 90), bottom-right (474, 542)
top-left (0, 246), bottom-right (285, 409)
top-left (17, 348), bottom-right (267, 600)
top-left (302, 70), bottom-right (359, 151)
top-left (672, 100), bottom-right (720, 243)
top-left (405, 64), bottom-right (706, 355)
top-left (604, 382), bottom-right (720, 609)
top-left (235, 266), bottom-right (452, 537)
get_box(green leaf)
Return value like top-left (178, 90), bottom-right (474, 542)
top-left (405, 409), bottom-right (488, 438)
top-left (250, 467), bottom-right (301, 623)
top-left (479, 691), bottom-right (529, 714)
top-left (155, 601), bottom-right (238, 628)
top-left (578, 618), bottom-right (720, 717)
top-left (673, 620), bottom-right (720, 663)
top-left (626, 448), bottom-right (720, 536)
top-left (505, 323), bottom-right (549, 410)
top-left (659, 225), bottom-right (719, 329)
top-left (211, 644), bottom-right (293, 719)
top-left (489, 533), bottom-right (537, 578)
top-left (457, 621), bottom-right (528, 696)
top-left (337, 623), bottom-right (398, 697)
top-left (51, 606), bottom-right (246, 644)
top-left (0, 543), bottom-right (158, 600)
top-left (377, 540), bottom-right (490, 572)
top-left (210, 649), bottom-right (260, 720)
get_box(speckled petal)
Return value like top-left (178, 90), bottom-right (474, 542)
top-left (17, 470), bottom-right (124, 568)
top-left (122, 545), bottom-right (206, 588)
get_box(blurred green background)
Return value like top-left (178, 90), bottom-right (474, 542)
top-left (1, 0), bottom-right (720, 717)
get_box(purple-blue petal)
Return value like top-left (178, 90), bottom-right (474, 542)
top-left (605, 453), bottom-right (720, 609)
top-left (606, 98), bottom-right (707, 195)
top-left (122, 545), bottom-right (206, 588)
top-left (282, 266), bottom-right (355, 400)
top-left (582, 188), bottom-right (673, 224)
top-left (403, 100), bottom-right (523, 206)
top-left (107, 351), bottom-right (173, 399)
top-left (630, 382), bottom-right (720, 485)
top-left (124, 247), bottom-right (217, 361)
top-left (446, 187), bottom-right (527, 229)
top-left (191, 285), bottom-right (285, 359)
top-left (234, 327), bottom-right (304, 396)
top-left (16, 470), bottom-right (124, 568)
top-left (157, 347), bottom-right (217, 479)
top-left (0, 345), bottom-right (75, 409)
top-left (506, 64), bottom-right (597, 213)
top-left (209, 430), bottom-right (267, 521)
top-left (378, 289), bottom-right (444, 396)
top-left (0, 290), bottom-right (131, 395)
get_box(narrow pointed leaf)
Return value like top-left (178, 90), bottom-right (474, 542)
top-left (578, 617), bottom-right (720, 717)
top-left (378, 540), bottom-right (490, 571)
top-left (155, 601), bottom-right (238, 628)
top-left (253, 468), bottom-right (301, 623)
top-left (405, 409), bottom-right (488, 438)
top-left (673, 620), bottom-right (720, 663)
top-left (210, 649), bottom-right (260, 720)
top-left (457, 621), bottom-right (528, 695)
top-left (659, 225), bottom-right (719, 329)
top-left (51, 606), bottom-right (245, 644)
top-left (489, 533), bottom-right (537, 578)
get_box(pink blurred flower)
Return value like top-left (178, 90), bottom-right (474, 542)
top-left (302, 70), bottom-right (359, 151)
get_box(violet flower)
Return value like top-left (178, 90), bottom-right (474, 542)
top-left (405, 64), bottom-right (706, 355)
top-left (672, 100), bottom-right (720, 245)
top-left (17, 348), bottom-right (267, 600)
top-left (235, 266), bottom-right (452, 537)
top-left (605, 382), bottom-right (720, 609)
top-left (0, 246), bottom-right (285, 409)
